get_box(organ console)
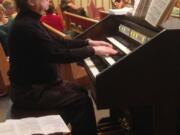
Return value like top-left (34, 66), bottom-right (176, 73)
top-left (75, 15), bottom-right (180, 135)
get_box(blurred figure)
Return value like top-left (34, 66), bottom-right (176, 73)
top-left (112, 0), bottom-right (127, 9)
top-left (175, 0), bottom-right (180, 8)
top-left (41, 5), bottom-right (64, 32)
top-left (2, 0), bottom-right (17, 19)
top-left (60, 0), bottom-right (87, 16)
top-left (0, 3), bottom-right (11, 56)
top-left (0, 4), bottom-right (7, 25)
top-left (171, 0), bottom-right (180, 18)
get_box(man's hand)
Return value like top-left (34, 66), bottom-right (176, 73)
top-left (88, 39), bottom-right (118, 56)
top-left (88, 39), bottom-right (113, 48)
top-left (92, 46), bottom-right (118, 56)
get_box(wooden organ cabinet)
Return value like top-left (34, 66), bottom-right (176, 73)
top-left (75, 15), bottom-right (180, 135)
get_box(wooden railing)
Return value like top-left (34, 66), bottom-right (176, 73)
top-left (63, 11), bottom-right (99, 34)
top-left (99, 10), bottom-right (109, 19)
top-left (42, 22), bottom-right (71, 39)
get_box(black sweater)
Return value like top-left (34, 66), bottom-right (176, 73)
top-left (8, 10), bottom-right (94, 85)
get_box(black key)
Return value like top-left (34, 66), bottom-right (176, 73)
top-left (90, 56), bottom-right (108, 72)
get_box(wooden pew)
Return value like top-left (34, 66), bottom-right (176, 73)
top-left (42, 22), bottom-right (71, 40)
top-left (42, 22), bottom-right (90, 87)
top-left (99, 10), bottom-right (109, 20)
top-left (0, 43), bottom-right (10, 96)
top-left (63, 11), bottom-right (99, 34)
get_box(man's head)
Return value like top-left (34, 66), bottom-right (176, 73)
top-left (15, 0), bottom-right (49, 15)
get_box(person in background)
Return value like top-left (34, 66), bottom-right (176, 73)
top-left (0, 3), bottom-right (11, 56)
top-left (0, 4), bottom-right (7, 25)
top-left (2, 0), bottom-right (17, 19)
top-left (8, 0), bottom-right (118, 135)
top-left (60, 0), bottom-right (87, 16)
top-left (112, 0), bottom-right (127, 9)
top-left (41, 5), bottom-right (64, 32)
top-left (175, 0), bottom-right (180, 8)
top-left (112, 0), bottom-right (134, 9)
top-left (171, 0), bottom-right (180, 17)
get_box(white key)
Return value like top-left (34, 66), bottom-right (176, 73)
top-left (84, 58), bottom-right (99, 77)
top-left (107, 37), bottom-right (131, 54)
top-left (104, 56), bottom-right (116, 65)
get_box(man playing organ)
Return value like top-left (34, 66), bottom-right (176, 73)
top-left (8, 0), bottom-right (117, 135)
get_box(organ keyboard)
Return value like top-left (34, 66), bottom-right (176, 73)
top-left (76, 14), bottom-right (159, 101)
top-left (75, 14), bottom-right (180, 135)
top-left (84, 57), bottom-right (99, 77)
top-left (81, 17), bottom-right (157, 83)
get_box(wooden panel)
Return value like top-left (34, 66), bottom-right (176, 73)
top-left (0, 43), bottom-right (10, 96)
top-left (63, 11), bottom-right (98, 32)
top-left (42, 22), bottom-right (71, 39)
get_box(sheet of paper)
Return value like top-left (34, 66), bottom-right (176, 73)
top-left (0, 121), bottom-right (17, 135)
top-left (38, 115), bottom-right (70, 134)
top-left (132, 0), bottom-right (152, 18)
top-left (145, 0), bottom-right (172, 26)
top-left (12, 118), bottom-right (42, 135)
top-left (109, 7), bottom-right (133, 15)
top-left (0, 115), bottom-right (70, 135)
top-left (132, 0), bottom-right (141, 16)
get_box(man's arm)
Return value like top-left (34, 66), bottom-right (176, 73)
top-left (27, 24), bottom-right (117, 64)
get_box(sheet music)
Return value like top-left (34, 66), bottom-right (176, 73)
top-left (134, 0), bottom-right (141, 9)
top-left (0, 122), bottom-right (17, 135)
top-left (132, 0), bottom-right (142, 16)
top-left (13, 118), bottom-right (42, 135)
top-left (132, 0), bottom-right (152, 18)
top-left (39, 115), bottom-right (70, 134)
top-left (145, 0), bottom-right (172, 26)
top-left (0, 115), bottom-right (70, 135)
